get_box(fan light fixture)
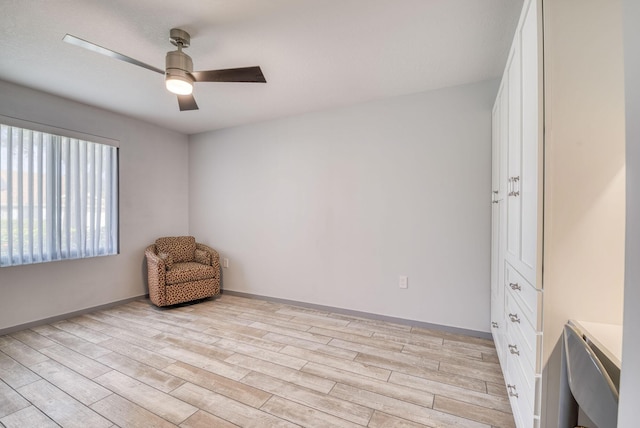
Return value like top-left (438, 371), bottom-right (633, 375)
top-left (165, 71), bottom-right (193, 95)
top-left (165, 35), bottom-right (194, 95)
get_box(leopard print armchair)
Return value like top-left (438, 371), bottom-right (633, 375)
top-left (145, 236), bottom-right (221, 307)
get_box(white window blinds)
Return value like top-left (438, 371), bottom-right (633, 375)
top-left (0, 120), bottom-right (118, 267)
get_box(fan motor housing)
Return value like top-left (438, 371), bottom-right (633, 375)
top-left (166, 50), bottom-right (193, 74)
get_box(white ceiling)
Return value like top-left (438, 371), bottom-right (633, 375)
top-left (0, 0), bottom-right (523, 135)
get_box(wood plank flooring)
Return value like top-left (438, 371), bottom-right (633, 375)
top-left (0, 294), bottom-right (515, 427)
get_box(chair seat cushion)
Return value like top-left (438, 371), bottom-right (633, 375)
top-left (166, 262), bottom-right (216, 285)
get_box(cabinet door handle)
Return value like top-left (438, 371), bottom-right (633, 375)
top-left (508, 344), bottom-right (520, 355)
top-left (509, 282), bottom-right (521, 291)
top-left (491, 321), bottom-right (499, 328)
top-left (508, 176), bottom-right (520, 197)
top-left (492, 190), bottom-right (500, 204)
top-left (508, 313), bottom-right (521, 323)
top-left (507, 384), bottom-right (519, 398)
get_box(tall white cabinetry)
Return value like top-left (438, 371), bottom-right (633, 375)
top-left (491, 0), bottom-right (543, 426)
top-left (492, 0), bottom-right (626, 426)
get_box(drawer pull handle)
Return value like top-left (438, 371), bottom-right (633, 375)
top-left (491, 321), bottom-right (499, 328)
top-left (508, 313), bottom-right (521, 323)
top-left (508, 344), bottom-right (520, 355)
top-left (507, 384), bottom-right (519, 398)
top-left (509, 282), bottom-right (521, 291)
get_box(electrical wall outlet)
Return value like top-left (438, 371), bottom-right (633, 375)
top-left (399, 275), bottom-right (408, 289)
top-left (222, 258), bottom-right (229, 268)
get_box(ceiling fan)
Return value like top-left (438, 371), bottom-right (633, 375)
top-left (63, 28), bottom-right (266, 111)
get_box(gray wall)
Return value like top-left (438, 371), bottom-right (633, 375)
top-left (0, 80), bottom-right (190, 331)
top-left (619, 0), bottom-right (640, 424)
top-left (189, 80), bottom-right (496, 333)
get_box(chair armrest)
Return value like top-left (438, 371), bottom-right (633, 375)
top-left (145, 244), bottom-right (167, 306)
top-left (196, 243), bottom-right (221, 273)
top-left (145, 245), bottom-right (166, 271)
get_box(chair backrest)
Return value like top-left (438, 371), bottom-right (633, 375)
top-left (155, 236), bottom-right (196, 263)
top-left (563, 324), bottom-right (618, 428)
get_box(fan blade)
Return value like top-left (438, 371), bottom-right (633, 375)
top-left (63, 34), bottom-right (164, 75)
top-left (177, 94), bottom-right (199, 111)
top-left (192, 66), bottom-right (266, 83)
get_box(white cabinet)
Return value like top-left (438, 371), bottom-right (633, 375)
top-left (493, 0), bottom-right (626, 426)
top-left (491, 0), bottom-right (543, 426)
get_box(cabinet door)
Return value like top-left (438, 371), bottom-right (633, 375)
top-left (491, 90), bottom-right (503, 351)
top-left (518, 0), bottom-right (540, 285)
top-left (505, 37), bottom-right (522, 269)
top-left (491, 82), bottom-right (508, 360)
top-left (505, 0), bottom-right (541, 288)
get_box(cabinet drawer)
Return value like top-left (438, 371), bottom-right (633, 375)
top-left (505, 262), bottom-right (541, 329)
top-left (505, 350), bottom-right (536, 428)
top-left (506, 330), bottom-right (535, 390)
top-left (505, 292), bottom-right (539, 373)
top-left (505, 329), bottom-right (537, 412)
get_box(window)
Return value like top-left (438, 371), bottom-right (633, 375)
top-left (0, 116), bottom-right (118, 267)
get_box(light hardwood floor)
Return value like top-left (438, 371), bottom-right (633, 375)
top-left (0, 294), bottom-right (515, 427)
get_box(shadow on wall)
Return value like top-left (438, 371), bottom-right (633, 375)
top-left (141, 256), bottom-right (148, 294)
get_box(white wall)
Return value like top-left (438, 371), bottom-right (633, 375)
top-left (189, 80), bottom-right (496, 333)
top-left (619, 0), bottom-right (640, 424)
top-left (540, 1), bottom-right (626, 425)
top-left (0, 80), bottom-right (190, 331)
top-left (542, 0), bottom-right (626, 352)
